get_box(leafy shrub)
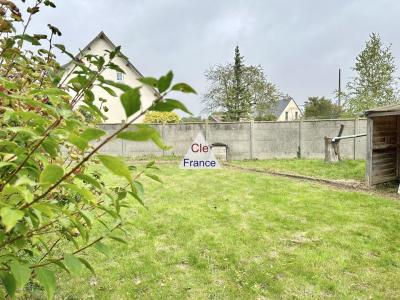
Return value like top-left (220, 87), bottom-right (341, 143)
top-left (0, 1), bottom-right (195, 298)
top-left (144, 111), bottom-right (180, 123)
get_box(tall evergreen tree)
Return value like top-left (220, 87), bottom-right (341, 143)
top-left (203, 46), bottom-right (279, 121)
top-left (230, 46), bottom-right (251, 120)
top-left (346, 33), bottom-right (399, 113)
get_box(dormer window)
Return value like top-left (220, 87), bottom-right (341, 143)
top-left (116, 72), bottom-right (124, 81)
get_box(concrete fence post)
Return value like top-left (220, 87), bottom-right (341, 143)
top-left (204, 120), bottom-right (209, 140)
top-left (298, 120), bottom-right (303, 158)
top-left (121, 124), bottom-right (125, 157)
top-left (161, 123), bottom-right (165, 157)
top-left (353, 117), bottom-right (358, 160)
top-left (249, 121), bottom-right (254, 159)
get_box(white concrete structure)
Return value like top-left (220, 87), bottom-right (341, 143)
top-left (271, 98), bottom-right (302, 121)
top-left (62, 31), bottom-right (157, 124)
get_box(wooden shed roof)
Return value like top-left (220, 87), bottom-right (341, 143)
top-left (365, 104), bottom-right (400, 117)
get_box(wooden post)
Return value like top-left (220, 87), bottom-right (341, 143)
top-left (325, 137), bottom-right (339, 163)
top-left (366, 117), bottom-right (373, 186)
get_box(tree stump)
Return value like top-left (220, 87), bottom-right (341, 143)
top-left (324, 136), bottom-right (339, 163)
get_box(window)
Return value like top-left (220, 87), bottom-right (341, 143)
top-left (116, 72), bottom-right (124, 81)
top-left (295, 111), bottom-right (298, 119)
top-left (285, 111), bottom-right (289, 121)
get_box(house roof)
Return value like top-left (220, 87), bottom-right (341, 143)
top-left (365, 104), bottom-right (400, 116)
top-left (270, 98), bottom-right (301, 117)
top-left (63, 31), bottom-right (158, 94)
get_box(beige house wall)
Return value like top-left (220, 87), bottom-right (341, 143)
top-left (62, 36), bottom-right (156, 124)
top-left (276, 99), bottom-right (301, 121)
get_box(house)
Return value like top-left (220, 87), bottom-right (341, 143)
top-left (62, 31), bottom-right (157, 124)
top-left (270, 98), bottom-right (302, 121)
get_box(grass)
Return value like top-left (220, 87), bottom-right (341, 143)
top-left (55, 164), bottom-right (399, 299)
top-left (232, 159), bottom-right (366, 181)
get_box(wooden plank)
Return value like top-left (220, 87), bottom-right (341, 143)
top-left (372, 169), bottom-right (396, 177)
top-left (372, 175), bottom-right (398, 185)
top-left (372, 150), bottom-right (396, 158)
top-left (372, 144), bottom-right (397, 150)
top-left (373, 156), bottom-right (397, 164)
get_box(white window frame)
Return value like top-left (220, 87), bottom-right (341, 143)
top-left (116, 72), bottom-right (124, 81)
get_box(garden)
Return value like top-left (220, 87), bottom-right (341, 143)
top-left (52, 161), bottom-right (400, 299)
top-left (0, 1), bottom-right (399, 299)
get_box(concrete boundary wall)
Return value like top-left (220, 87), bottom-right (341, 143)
top-left (98, 119), bottom-right (367, 160)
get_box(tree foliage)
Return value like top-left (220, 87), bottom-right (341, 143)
top-left (144, 111), bottom-right (180, 124)
top-left (0, 1), bottom-right (195, 298)
top-left (203, 46), bottom-right (281, 121)
top-left (304, 97), bottom-right (342, 119)
top-left (345, 33), bottom-right (399, 113)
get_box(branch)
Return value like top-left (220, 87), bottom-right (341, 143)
top-left (30, 222), bottom-right (122, 269)
top-left (22, 94), bottom-right (164, 210)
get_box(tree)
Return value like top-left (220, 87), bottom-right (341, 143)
top-left (0, 2), bottom-right (195, 298)
top-left (304, 97), bottom-right (342, 119)
top-left (144, 111), bottom-right (180, 123)
top-left (203, 46), bottom-right (281, 121)
top-left (345, 33), bottom-right (399, 113)
top-left (231, 46), bottom-right (251, 120)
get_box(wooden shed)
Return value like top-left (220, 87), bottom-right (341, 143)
top-left (365, 104), bottom-right (400, 186)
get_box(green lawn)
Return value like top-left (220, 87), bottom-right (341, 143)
top-left (55, 164), bottom-right (399, 299)
top-left (232, 159), bottom-right (366, 181)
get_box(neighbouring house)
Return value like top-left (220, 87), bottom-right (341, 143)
top-left (62, 31), bottom-right (157, 124)
top-left (270, 98), bottom-right (302, 121)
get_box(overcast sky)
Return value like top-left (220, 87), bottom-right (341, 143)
top-left (28, 0), bottom-right (400, 116)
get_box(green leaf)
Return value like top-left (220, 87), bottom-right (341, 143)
top-left (63, 254), bottom-right (83, 277)
top-left (84, 90), bottom-right (95, 102)
top-left (0, 207), bottom-right (24, 232)
top-left (151, 99), bottom-right (191, 114)
top-left (158, 71), bottom-right (173, 93)
top-left (138, 77), bottom-right (158, 88)
top-left (116, 125), bottom-right (169, 149)
top-left (99, 85), bottom-right (117, 97)
top-left (75, 174), bottom-right (102, 189)
top-left (150, 132), bottom-right (171, 150)
top-left (145, 161), bottom-right (155, 168)
top-left (10, 261), bottom-right (30, 289)
top-left (63, 183), bottom-right (96, 204)
top-left (128, 191), bottom-right (146, 208)
top-left (41, 139), bottom-right (59, 158)
top-left (107, 62), bottom-right (125, 74)
top-left (145, 173), bottom-right (163, 183)
top-left (68, 134), bottom-right (88, 151)
top-left (36, 268), bottom-right (56, 300)
top-left (30, 87), bottom-right (69, 96)
top-left (120, 88), bottom-right (141, 118)
top-left (108, 233), bottom-right (128, 244)
top-left (133, 181), bottom-right (144, 197)
top-left (15, 34), bottom-right (41, 46)
top-left (116, 125), bottom-right (158, 141)
top-left (39, 164), bottom-right (64, 189)
top-left (78, 258), bottom-right (95, 275)
top-left (0, 271), bottom-right (16, 298)
top-left (97, 155), bottom-right (132, 183)
top-left (94, 241), bottom-right (111, 257)
top-left (81, 128), bottom-right (106, 141)
top-left (102, 79), bottom-right (131, 92)
top-left (171, 83), bottom-right (197, 94)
